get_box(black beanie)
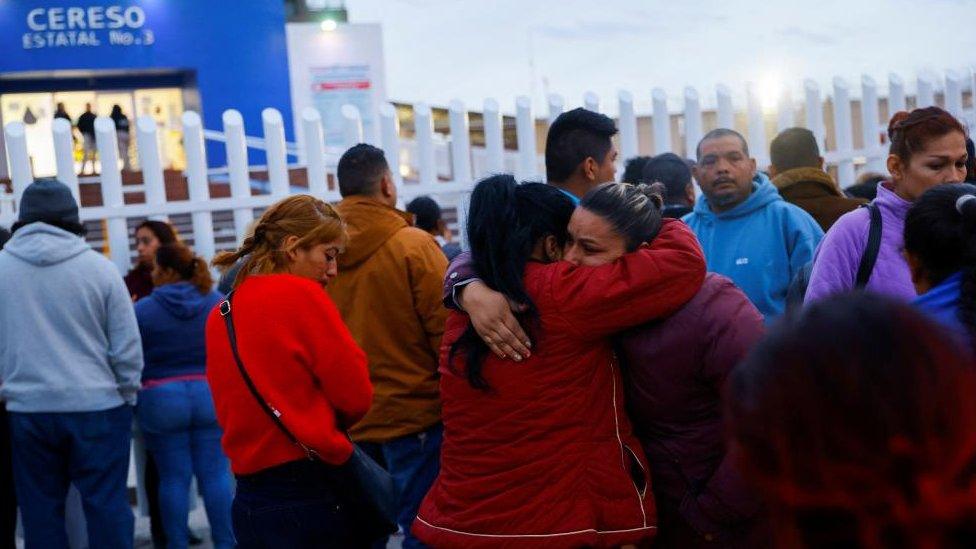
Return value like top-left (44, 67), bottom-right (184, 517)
top-left (17, 178), bottom-right (80, 226)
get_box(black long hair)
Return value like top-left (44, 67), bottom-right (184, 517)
top-left (580, 182), bottom-right (665, 251)
top-left (904, 183), bottom-right (976, 337)
top-left (450, 175), bottom-right (575, 390)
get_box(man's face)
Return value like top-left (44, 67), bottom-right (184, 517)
top-left (594, 144), bottom-right (619, 184)
top-left (694, 135), bottom-right (757, 212)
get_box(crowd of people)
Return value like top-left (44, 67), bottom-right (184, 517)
top-left (54, 101), bottom-right (132, 175)
top-left (0, 102), bottom-right (974, 549)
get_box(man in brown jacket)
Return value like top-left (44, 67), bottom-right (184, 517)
top-left (769, 127), bottom-right (867, 231)
top-left (328, 143), bottom-right (448, 547)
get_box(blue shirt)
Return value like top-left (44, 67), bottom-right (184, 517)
top-left (555, 186), bottom-right (581, 205)
top-left (914, 271), bottom-right (967, 337)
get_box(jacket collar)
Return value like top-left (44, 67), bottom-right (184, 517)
top-left (771, 167), bottom-right (844, 197)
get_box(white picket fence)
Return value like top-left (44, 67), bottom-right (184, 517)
top-left (2, 69), bottom-right (975, 272)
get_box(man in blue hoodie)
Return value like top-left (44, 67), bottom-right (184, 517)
top-left (682, 129), bottom-right (824, 322)
top-left (0, 178), bottom-right (143, 549)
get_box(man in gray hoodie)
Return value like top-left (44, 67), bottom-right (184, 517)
top-left (0, 178), bottom-right (143, 549)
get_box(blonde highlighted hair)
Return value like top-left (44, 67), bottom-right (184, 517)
top-left (212, 194), bottom-right (346, 290)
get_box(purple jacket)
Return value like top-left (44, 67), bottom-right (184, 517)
top-left (618, 274), bottom-right (767, 548)
top-left (806, 182), bottom-right (916, 302)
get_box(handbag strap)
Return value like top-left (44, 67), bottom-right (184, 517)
top-left (854, 202), bottom-right (883, 289)
top-left (219, 293), bottom-right (319, 461)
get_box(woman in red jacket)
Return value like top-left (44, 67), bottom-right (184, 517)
top-left (206, 195), bottom-right (374, 548)
top-left (413, 177), bottom-right (705, 549)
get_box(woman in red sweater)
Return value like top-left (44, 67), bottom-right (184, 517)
top-left (206, 195), bottom-right (374, 548)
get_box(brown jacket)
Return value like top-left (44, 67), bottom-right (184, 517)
top-left (771, 167), bottom-right (867, 231)
top-left (329, 195), bottom-right (449, 443)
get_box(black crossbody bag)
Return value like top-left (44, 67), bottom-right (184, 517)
top-left (218, 293), bottom-right (398, 535)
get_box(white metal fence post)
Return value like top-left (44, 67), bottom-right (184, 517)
top-left (449, 99), bottom-right (472, 185)
top-left (3, 122), bottom-right (32, 204)
top-left (301, 107), bottom-right (328, 199)
top-left (51, 118), bottom-right (79, 201)
top-left (917, 73), bottom-right (935, 108)
top-left (341, 104), bottom-right (364, 151)
top-left (683, 87), bottom-right (702, 160)
top-left (777, 87), bottom-right (795, 132)
top-left (136, 115), bottom-right (166, 217)
top-left (547, 94), bottom-right (565, 126)
top-left (617, 90), bottom-right (638, 162)
top-left (483, 98), bottom-right (505, 174)
top-left (945, 70), bottom-right (964, 120)
top-left (414, 103), bottom-right (437, 187)
top-left (583, 91), bottom-right (600, 113)
top-left (832, 77), bottom-right (856, 187)
top-left (261, 108), bottom-right (290, 198)
top-left (746, 82), bottom-right (769, 167)
top-left (223, 109), bottom-right (254, 244)
top-left (515, 96), bottom-right (537, 180)
top-left (860, 75), bottom-right (885, 173)
top-left (652, 88), bottom-right (671, 154)
top-left (379, 103), bottom-right (402, 188)
top-left (716, 84), bottom-right (735, 130)
top-left (888, 73), bottom-right (906, 114)
top-left (95, 116), bottom-right (130, 272)
top-left (804, 79), bottom-right (826, 151)
top-left (181, 111), bottom-right (215, 261)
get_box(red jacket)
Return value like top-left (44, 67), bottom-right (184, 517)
top-left (414, 220), bottom-right (706, 549)
top-left (206, 274), bottom-right (373, 475)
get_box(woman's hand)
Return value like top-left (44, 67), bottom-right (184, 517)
top-left (458, 281), bottom-right (531, 361)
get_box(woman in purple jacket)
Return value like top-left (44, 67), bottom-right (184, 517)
top-left (806, 107), bottom-right (968, 302)
top-left (451, 183), bottom-right (769, 547)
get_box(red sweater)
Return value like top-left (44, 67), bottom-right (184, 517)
top-left (206, 274), bottom-right (372, 475)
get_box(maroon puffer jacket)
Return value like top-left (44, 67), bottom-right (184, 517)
top-left (617, 274), bottom-right (769, 548)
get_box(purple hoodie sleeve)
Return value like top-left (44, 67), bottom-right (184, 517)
top-left (442, 251), bottom-right (477, 310)
top-left (805, 209), bottom-right (868, 302)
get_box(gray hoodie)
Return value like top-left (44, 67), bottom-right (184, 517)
top-left (0, 223), bottom-right (143, 412)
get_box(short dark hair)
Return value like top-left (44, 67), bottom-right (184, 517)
top-left (581, 182), bottom-right (664, 252)
top-left (770, 127), bottom-right (821, 171)
top-left (642, 153), bottom-right (692, 203)
top-left (621, 156), bottom-right (652, 184)
top-left (545, 108), bottom-right (618, 183)
top-left (696, 128), bottom-right (749, 160)
top-left (337, 144), bottom-right (390, 197)
top-left (406, 196), bottom-right (442, 233)
top-left (0, 227), bottom-right (10, 249)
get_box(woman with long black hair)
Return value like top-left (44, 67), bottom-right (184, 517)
top-left (413, 176), bottom-right (705, 548)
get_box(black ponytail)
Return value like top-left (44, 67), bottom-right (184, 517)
top-left (904, 183), bottom-right (976, 339)
top-left (449, 175), bottom-right (575, 390)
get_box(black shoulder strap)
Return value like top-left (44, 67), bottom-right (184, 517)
top-left (854, 202), bottom-right (883, 288)
top-left (219, 293), bottom-right (319, 460)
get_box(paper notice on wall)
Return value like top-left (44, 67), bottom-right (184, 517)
top-left (311, 65), bottom-right (374, 148)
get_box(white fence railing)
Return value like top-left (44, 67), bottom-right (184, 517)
top-left (3, 69), bottom-right (975, 272)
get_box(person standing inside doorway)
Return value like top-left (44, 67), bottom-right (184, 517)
top-left (111, 105), bottom-right (132, 172)
top-left (77, 104), bottom-right (97, 176)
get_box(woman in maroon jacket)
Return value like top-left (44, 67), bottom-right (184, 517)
top-left (415, 177), bottom-right (705, 549)
top-left (451, 183), bottom-right (768, 547)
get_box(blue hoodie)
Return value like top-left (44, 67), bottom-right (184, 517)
top-left (0, 223), bottom-right (143, 412)
top-left (682, 173), bottom-right (824, 321)
top-left (135, 282), bottom-right (223, 382)
top-left (914, 271), bottom-right (967, 339)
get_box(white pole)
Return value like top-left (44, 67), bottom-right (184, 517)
top-left (652, 88), bottom-right (672, 154)
top-left (95, 116), bottom-right (130, 272)
top-left (414, 103), bottom-right (437, 187)
top-left (832, 77), bottom-right (856, 187)
top-left (448, 99), bottom-right (472, 185)
top-left (515, 96), bottom-right (537, 180)
top-left (136, 115), bottom-right (166, 214)
top-left (51, 118), bottom-right (79, 201)
top-left (301, 107), bottom-right (328, 199)
top-left (777, 87), bottom-right (795, 132)
top-left (746, 82), bottom-right (769, 167)
top-left (547, 94), bottom-right (564, 126)
top-left (3, 122), bottom-right (31, 204)
top-left (341, 104), bottom-right (363, 152)
top-left (888, 73), bottom-right (907, 114)
top-left (683, 87), bottom-right (703, 161)
top-left (945, 69), bottom-right (964, 120)
top-left (860, 75), bottom-right (884, 173)
top-left (583, 91), bottom-right (600, 113)
top-left (181, 111), bottom-right (215, 261)
top-left (483, 98), bottom-right (505, 174)
top-left (261, 108), bottom-right (290, 198)
top-left (716, 84), bottom-right (735, 130)
top-left (917, 73), bottom-right (935, 109)
top-left (804, 79), bottom-right (826, 151)
top-left (617, 90), bottom-right (638, 162)
top-left (223, 109), bottom-right (254, 245)
top-left (379, 103), bottom-right (402, 188)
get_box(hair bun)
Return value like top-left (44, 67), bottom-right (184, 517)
top-left (635, 182), bottom-right (666, 209)
top-left (956, 194), bottom-right (976, 219)
top-left (888, 110), bottom-right (911, 139)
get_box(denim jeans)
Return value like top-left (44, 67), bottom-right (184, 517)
top-left (8, 405), bottom-right (134, 549)
top-left (137, 380), bottom-right (235, 549)
top-left (360, 423), bottom-right (443, 549)
top-left (232, 460), bottom-right (366, 549)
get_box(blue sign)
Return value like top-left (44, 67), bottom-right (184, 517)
top-left (0, 1), bottom-right (295, 167)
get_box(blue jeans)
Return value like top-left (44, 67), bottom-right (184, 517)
top-left (360, 423), bottom-right (443, 549)
top-left (137, 381), bottom-right (235, 549)
top-left (8, 405), bottom-right (134, 549)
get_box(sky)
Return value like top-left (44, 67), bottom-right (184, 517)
top-left (345, 0), bottom-right (976, 116)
